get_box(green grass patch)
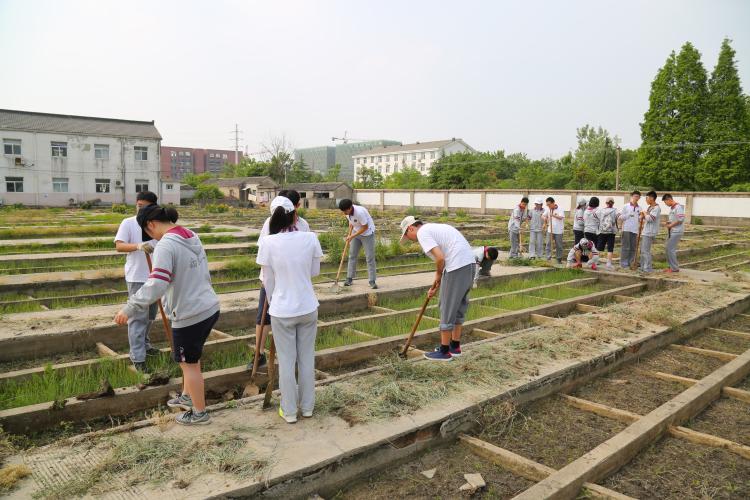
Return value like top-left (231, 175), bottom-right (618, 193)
top-left (377, 294), bottom-right (430, 311)
top-left (480, 294), bottom-right (545, 311)
top-left (0, 224), bottom-right (121, 240)
top-left (525, 284), bottom-right (604, 301)
top-left (316, 326), bottom-right (372, 350)
top-left (351, 314), bottom-right (440, 338)
top-left (0, 301), bottom-right (45, 314)
top-left (471, 269), bottom-right (584, 298)
top-left (423, 303), bottom-right (505, 322)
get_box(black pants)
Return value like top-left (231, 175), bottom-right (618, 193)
top-left (584, 232), bottom-right (597, 244)
top-left (574, 230), bottom-right (584, 245)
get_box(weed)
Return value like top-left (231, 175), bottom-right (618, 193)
top-left (0, 464), bottom-right (31, 492)
top-left (316, 326), bottom-right (372, 350)
top-left (351, 314), bottom-right (440, 338)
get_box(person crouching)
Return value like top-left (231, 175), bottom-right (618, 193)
top-left (566, 238), bottom-right (599, 270)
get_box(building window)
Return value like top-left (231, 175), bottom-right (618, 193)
top-left (94, 144), bottom-right (109, 160)
top-left (135, 179), bottom-right (149, 192)
top-left (420, 152), bottom-right (425, 159)
top-left (412, 153), bottom-right (417, 160)
top-left (299, 192), bottom-right (307, 198)
top-left (313, 192), bottom-right (330, 199)
top-left (3, 139), bottom-right (21, 155)
top-left (52, 177), bottom-right (69, 193)
top-left (171, 151), bottom-right (177, 158)
top-left (134, 146), bottom-right (148, 161)
top-left (5, 176), bottom-right (23, 192)
top-left (222, 153), bottom-right (228, 159)
top-left (51, 142), bottom-right (67, 157)
top-left (95, 178), bottom-right (111, 193)
top-left (430, 151), bottom-right (435, 159)
top-left (386, 165), bottom-right (390, 173)
top-left (166, 183), bottom-right (174, 190)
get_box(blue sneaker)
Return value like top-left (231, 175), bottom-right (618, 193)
top-left (424, 350), bottom-right (453, 362)
top-left (434, 345), bottom-right (462, 357)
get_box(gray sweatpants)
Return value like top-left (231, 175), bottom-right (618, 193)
top-left (509, 230), bottom-right (520, 258)
top-left (271, 310), bottom-right (318, 417)
top-left (620, 231), bottom-right (638, 268)
top-left (639, 235), bottom-right (655, 273)
top-left (126, 281), bottom-right (157, 363)
top-left (529, 231), bottom-right (543, 258)
top-left (347, 233), bottom-right (377, 284)
top-left (666, 232), bottom-right (682, 271)
top-left (546, 233), bottom-right (564, 261)
top-left (439, 263), bottom-right (473, 331)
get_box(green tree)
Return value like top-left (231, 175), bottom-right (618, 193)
top-left (429, 151), bottom-right (514, 189)
top-left (696, 39), bottom-right (750, 189)
top-left (194, 183), bottom-right (223, 203)
top-left (353, 166), bottom-right (383, 188)
top-left (182, 173), bottom-right (212, 188)
top-left (383, 167), bottom-right (430, 189)
top-left (324, 163), bottom-right (342, 182)
top-left (287, 159), bottom-right (324, 183)
top-left (223, 157), bottom-right (271, 178)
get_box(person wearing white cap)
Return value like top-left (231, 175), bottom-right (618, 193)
top-left (256, 196), bottom-right (323, 423)
top-left (528, 197), bottom-right (545, 258)
top-left (400, 216), bottom-right (474, 361)
top-left (573, 196), bottom-right (588, 245)
top-left (618, 191), bottom-right (642, 268)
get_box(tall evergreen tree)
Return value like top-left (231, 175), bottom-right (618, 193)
top-left (696, 39), bottom-right (750, 189)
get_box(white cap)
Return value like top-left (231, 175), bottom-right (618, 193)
top-left (270, 196), bottom-right (295, 214)
top-left (534, 197), bottom-right (544, 205)
top-left (399, 215), bottom-right (418, 242)
top-left (577, 196), bottom-right (588, 206)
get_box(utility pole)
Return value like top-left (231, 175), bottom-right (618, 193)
top-left (229, 124), bottom-right (243, 164)
top-left (615, 145), bottom-right (621, 191)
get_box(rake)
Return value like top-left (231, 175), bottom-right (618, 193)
top-left (329, 225), bottom-right (353, 293)
top-left (145, 254), bottom-right (173, 351)
top-left (400, 290), bottom-right (434, 358)
top-left (243, 299), bottom-right (268, 397)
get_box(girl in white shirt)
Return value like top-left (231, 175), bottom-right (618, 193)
top-left (256, 196), bottom-right (323, 424)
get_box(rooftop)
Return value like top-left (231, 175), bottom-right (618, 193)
top-left (211, 176), bottom-right (279, 188)
top-left (285, 182), bottom-right (350, 191)
top-left (353, 139), bottom-right (466, 156)
top-left (0, 109), bottom-right (162, 140)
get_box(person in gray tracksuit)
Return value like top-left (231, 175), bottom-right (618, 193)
top-left (638, 191), bottom-right (661, 273)
top-left (662, 193), bottom-right (685, 273)
top-left (618, 191), bottom-right (642, 268)
top-left (573, 196), bottom-right (587, 245)
top-left (596, 197), bottom-right (618, 270)
top-left (508, 197), bottom-right (530, 258)
top-left (528, 197), bottom-right (545, 258)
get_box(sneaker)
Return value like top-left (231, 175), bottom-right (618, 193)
top-left (145, 347), bottom-right (161, 357)
top-left (605, 262), bottom-right (614, 270)
top-left (246, 352), bottom-right (266, 371)
top-left (301, 410), bottom-right (313, 418)
top-left (343, 279), bottom-right (353, 287)
top-left (424, 350), bottom-right (453, 362)
top-left (434, 345), bottom-right (462, 357)
top-left (369, 282), bottom-right (378, 289)
top-left (590, 263), bottom-right (598, 271)
top-left (132, 361), bottom-right (148, 373)
top-left (279, 407), bottom-right (297, 424)
top-left (167, 393), bottom-right (193, 410)
top-left (663, 268), bottom-right (679, 273)
top-left (175, 409), bottom-right (210, 426)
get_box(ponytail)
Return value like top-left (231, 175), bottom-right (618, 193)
top-left (269, 206), bottom-right (295, 235)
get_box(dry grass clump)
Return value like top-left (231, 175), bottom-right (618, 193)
top-left (0, 464), bottom-right (31, 491)
top-left (32, 433), bottom-right (269, 499)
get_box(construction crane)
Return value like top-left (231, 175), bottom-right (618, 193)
top-left (331, 131), bottom-right (369, 144)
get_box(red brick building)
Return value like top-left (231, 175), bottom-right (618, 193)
top-left (160, 146), bottom-right (242, 180)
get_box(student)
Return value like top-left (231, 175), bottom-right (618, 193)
top-left (508, 197), bottom-right (530, 258)
top-left (597, 197), bottom-right (618, 270)
top-left (114, 191), bottom-right (160, 372)
top-left (115, 205), bottom-right (220, 426)
top-left (257, 196), bottom-right (323, 423)
top-left (639, 191), bottom-right (661, 273)
top-left (583, 196), bottom-right (600, 243)
top-left (543, 197), bottom-right (565, 264)
top-left (618, 191), bottom-right (642, 268)
top-left (400, 216), bottom-right (474, 361)
top-left (338, 199), bottom-right (377, 289)
top-left (566, 238), bottom-right (599, 270)
top-left (528, 197), bottom-right (545, 259)
top-left (472, 245), bottom-right (499, 285)
top-left (662, 193), bottom-right (685, 273)
top-left (573, 197), bottom-right (587, 245)
top-left (249, 190), bottom-right (310, 370)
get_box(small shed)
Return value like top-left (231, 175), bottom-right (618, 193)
top-left (211, 177), bottom-right (280, 206)
top-left (284, 182), bottom-right (353, 209)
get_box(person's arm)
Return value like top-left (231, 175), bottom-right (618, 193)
top-left (427, 247), bottom-right (445, 298)
top-left (667, 206), bottom-right (685, 229)
top-left (262, 266), bottom-right (276, 299)
top-left (310, 237), bottom-right (323, 277)
top-left (347, 223), bottom-right (368, 241)
top-left (115, 245), bottom-right (172, 324)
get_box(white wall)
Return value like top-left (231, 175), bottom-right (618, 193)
top-left (355, 191), bottom-right (381, 206)
top-left (486, 193), bottom-right (525, 210)
top-left (691, 196), bottom-right (744, 218)
top-left (384, 191), bottom-right (410, 206)
top-left (414, 192), bottom-right (444, 207)
top-left (448, 192), bottom-right (481, 208)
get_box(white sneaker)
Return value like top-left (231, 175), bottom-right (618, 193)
top-left (606, 262), bottom-right (613, 270)
top-left (301, 410), bottom-right (313, 418)
top-left (278, 407), bottom-right (297, 424)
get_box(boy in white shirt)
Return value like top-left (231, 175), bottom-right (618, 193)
top-left (472, 246), bottom-right (499, 285)
top-left (339, 199), bottom-right (377, 289)
top-left (400, 216), bottom-right (474, 362)
top-left (114, 191), bottom-right (159, 372)
top-left (662, 193), bottom-right (685, 273)
top-left (618, 191), bottom-right (642, 268)
top-left (508, 197), bottom-right (530, 258)
top-left (528, 197), bottom-right (545, 258)
top-left (543, 197), bottom-right (565, 264)
top-left (638, 191), bottom-right (661, 273)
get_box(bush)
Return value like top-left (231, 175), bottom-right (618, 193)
top-left (80, 201), bottom-right (94, 209)
top-left (692, 216), bottom-right (703, 225)
top-left (204, 203), bottom-right (230, 214)
top-left (296, 207), bottom-right (307, 219)
top-left (111, 204), bottom-right (128, 214)
top-left (11, 203), bottom-right (24, 210)
top-left (406, 206), bottom-right (420, 217)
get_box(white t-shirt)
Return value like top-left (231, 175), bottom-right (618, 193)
top-left (114, 216), bottom-right (156, 283)
top-left (416, 223), bottom-right (474, 273)
top-left (347, 205), bottom-right (375, 236)
top-left (544, 206), bottom-right (565, 235)
top-left (256, 231), bottom-right (323, 318)
top-left (258, 215), bottom-right (311, 281)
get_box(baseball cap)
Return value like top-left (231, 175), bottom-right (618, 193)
top-left (534, 197), bottom-right (544, 205)
top-left (270, 196), bottom-right (295, 214)
top-left (399, 215), bottom-right (417, 242)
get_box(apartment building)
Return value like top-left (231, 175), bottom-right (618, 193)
top-left (352, 138), bottom-right (475, 180)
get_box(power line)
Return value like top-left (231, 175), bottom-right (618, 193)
top-left (228, 124), bottom-right (244, 164)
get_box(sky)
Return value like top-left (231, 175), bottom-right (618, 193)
top-left (1, 0), bottom-right (749, 159)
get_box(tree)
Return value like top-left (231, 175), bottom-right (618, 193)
top-left (223, 157), bottom-right (271, 178)
top-left (182, 173), bottom-right (212, 188)
top-left (383, 167), bottom-right (430, 189)
top-left (194, 183), bottom-right (223, 203)
top-left (261, 135), bottom-right (295, 183)
top-left (353, 166), bottom-right (383, 189)
top-left (429, 151), bottom-right (512, 189)
top-left (324, 163), bottom-right (342, 182)
top-left (286, 159), bottom-right (324, 184)
top-left (696, 39), bottom-right (750, 190)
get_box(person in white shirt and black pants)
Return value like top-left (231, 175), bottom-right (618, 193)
top-left (339, 199), bottom-right (378, 289)
top-left (618, 190), bottom-right (642, 269)
top-left (114, 191), bottom-right (160, 372)
top-left (257, 197), bottom-right (324, 424)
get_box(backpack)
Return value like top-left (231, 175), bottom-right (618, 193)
top-left (600, 209), bottom-right (615, 233)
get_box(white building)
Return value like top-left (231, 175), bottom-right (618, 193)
top-left (0, 109), bottom-right (179, 207)
top-left (352, 138), bottom-right (475, 180)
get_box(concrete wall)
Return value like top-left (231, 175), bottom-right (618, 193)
top-left (354, 189), bottom-right (750, 224)
top-left (1, 131), bottom-right (166, 206)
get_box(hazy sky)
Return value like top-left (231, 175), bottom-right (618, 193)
top-left (2, 0), bottom-right (749, 158)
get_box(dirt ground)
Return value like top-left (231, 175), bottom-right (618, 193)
top-left (571, 369), bottom-right (686, 415)
top-left (601, 436), bottom-right (750, 499)
top-left (474, 396), bottom-right (627, 470)
top-left (686, 397), bottom-right (750, 446)
top-left (636, 348), bottom-right (726, 380)
top-left (0, 348), bottom-right (98, 373)
top-left (735, 373), bottom-right (750, 391)
top-left (716, 315), bottom-right (750, 333)
top-left (684, 329), bottom-right (750, 355)
top-left (332, 442), bottom-right (534, 499)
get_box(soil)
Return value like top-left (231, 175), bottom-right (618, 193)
top-left (601, 436), bottom-right (750, 499)
top-left (319, 308), bottom-right (379, 322)
top-left (635, 348), bottom-right (726, 380)
top-left (686, 397), bottom-right (750, 446)
top-left (324, 358), bottom-right (380, 376)
top-left (0, 349), bottom-right (98, 373)
top-left (735, 373), bottom-right (750, 391)
top-left (331, 441), bottom-right (534, 500)
top-left (571, 369), bottom-right (686, 415)
top-left (684, 330), bottom-right (750, 355)
top-left (488, 320), bottom-right (536, 335)
top-left (475, 396), bottom-right (627, 470)
top-left (716, 315), bottom-right (750, 333)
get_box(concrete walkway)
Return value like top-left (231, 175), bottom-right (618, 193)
top-left (0, 242), bottom-right (254, 262)
top-left (0, 227), bottom-right (257, 247)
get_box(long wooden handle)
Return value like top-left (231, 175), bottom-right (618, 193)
top-left (250, 298), bottom-right (269, 380)
top-left (262, 335), bottom-right (277, 409)
top-left (401, 292), bottom-right (432, 357)
top-left (145, 253), bottom-right (173, 350)
top-left (334, 226), bottom-right (354, 285)
top-left (631, 220), bottom-right (645, 270)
